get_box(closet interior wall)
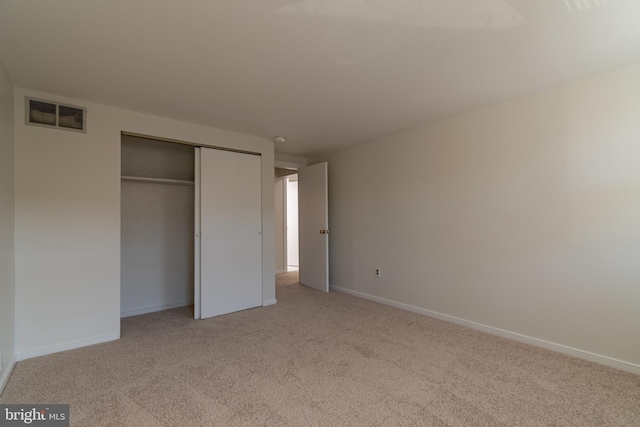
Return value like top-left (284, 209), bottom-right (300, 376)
top-left (121, 135), bottom-right (194, 317)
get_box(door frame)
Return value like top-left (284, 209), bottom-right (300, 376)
top-left (275, 155), bottom-right (307, 275)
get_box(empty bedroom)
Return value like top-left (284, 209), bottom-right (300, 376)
top-left (0, 0), bottom-right (639, 426)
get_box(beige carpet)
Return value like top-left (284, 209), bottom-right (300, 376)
top-left (276, 270), bottom-right (300, 289)
top-left (2, 273), bottom-right (639, 426)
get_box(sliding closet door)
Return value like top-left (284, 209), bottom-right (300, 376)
top-left (199, 148), bottom-right (262, 319)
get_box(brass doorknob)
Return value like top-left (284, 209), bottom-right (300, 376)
top-left (319, 229), bottom-right (330, 234)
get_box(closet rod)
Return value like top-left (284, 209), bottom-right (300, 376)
top-left (121, 175), bottom-right (195, 186)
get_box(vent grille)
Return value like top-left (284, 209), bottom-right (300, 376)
top-left (25, 97), bottom-right (86, 133)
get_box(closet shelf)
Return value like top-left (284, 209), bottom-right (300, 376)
top-left (121, 175), bottom-right (195, 186)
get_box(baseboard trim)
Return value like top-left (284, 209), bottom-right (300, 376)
top-left (330, 285), bottom-right (640, 375)
top-left (263, 298), bottom-right (277, 307)
top-left (275, 270), bottom-right (287, 274)
top-left (120, 300), bottom-right (193, 318)
top-left (0, 353), bottom-right (17, 397)
top-left (16, 332), bottom-right (120, 362)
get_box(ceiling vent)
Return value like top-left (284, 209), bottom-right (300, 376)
top-left (25, 97), bottom-right (86, 133)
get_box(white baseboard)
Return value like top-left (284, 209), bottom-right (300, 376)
top-left (330, 285), bottom-right (640, 376)
top-left (0, 353), bottom-right (17, 397)
top-left (16, 332), bottom-right (120, 362)
top-left (120, 300), bottom-right (193, 318)
top-left (263, 298), bottom-right (277, 307)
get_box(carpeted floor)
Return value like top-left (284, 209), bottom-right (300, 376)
top-left (2, 273), bottom-right (639, 426)
top-left (276, 270), bottom-right (300, 289)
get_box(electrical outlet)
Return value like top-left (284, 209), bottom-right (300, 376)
top-left (375, 268), bottom-right (381, 277)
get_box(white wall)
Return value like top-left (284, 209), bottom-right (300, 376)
top-left (318, 65), bottom-right (640, 371)
top-left (0, 61), bottom-right (16, 392)
top-left (13, 87), bottom-right (275, 360)
top-left (121, 182), bottom-right (194, 316)
top-left (275, 153), bottom-right (307, 170)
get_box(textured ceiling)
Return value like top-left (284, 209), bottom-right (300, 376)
top-left (0, 0), bottom-right (638, 156)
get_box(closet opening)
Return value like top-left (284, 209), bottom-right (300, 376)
top-left (120, 134), bottom-right (195, 318)
top-left (121, 133), bottom-right (264, 320)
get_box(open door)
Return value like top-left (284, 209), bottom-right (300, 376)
top-left (298, 162), bottom-right (329, 292)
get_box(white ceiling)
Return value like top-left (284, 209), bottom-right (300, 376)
top-left (0, 0), bottom-right (638, 156)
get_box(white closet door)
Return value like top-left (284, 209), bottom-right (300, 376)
top-left (199, 148), bottom-right (262, 319)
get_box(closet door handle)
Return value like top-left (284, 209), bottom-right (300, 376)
top-left (195, 233), bottom-right (201, 237)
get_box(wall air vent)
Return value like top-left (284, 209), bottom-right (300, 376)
top-left (25, 97), bottom-right (86, 133)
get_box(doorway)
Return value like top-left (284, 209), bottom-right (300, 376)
top-left (275, 168), bottom-right (299, 286)
top-left (286, 175), bottom-right (299, 272)
top-left (274, 162), bottom-right (329, 293)
top-left (274, 173), bottom-right (301, 291)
